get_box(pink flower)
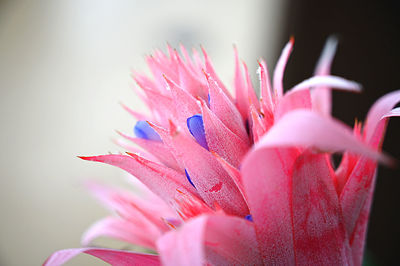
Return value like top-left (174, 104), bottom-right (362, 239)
top-left (45, 38), bottom-right (399, 265)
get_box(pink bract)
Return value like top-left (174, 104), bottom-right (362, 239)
top-left (45, 37), bottom-right (400, 266)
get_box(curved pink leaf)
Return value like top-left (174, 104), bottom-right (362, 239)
top-left (312, 36), bottom-right (338, 115)
top-left (44, 248), bottom-right (160, 266)
top-left (273, 37), bottom-right (294, 98)
top-left (242, 146), bottom-right (298, 265)
top-left (348, 176), bottom-right (376, 266)
top-left (363, 90), bottom-right (400, 142)
top-left (290, 75), bottom-right (362, 93)
top-left (257, 110), bottom-right (390, 165)
top-left (242, 109), bottom-right (390, 264)
top-left (292, 151), bottom-right (350, 265)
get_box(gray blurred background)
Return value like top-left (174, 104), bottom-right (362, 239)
top-left (0, 0), bottom-right (287, 265)
top-left (1, 0), bottom-right (399, 265)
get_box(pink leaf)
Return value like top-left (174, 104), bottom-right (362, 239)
top-left (257, 110), bottom-right (390, 165)
top-left (79, 154), bottom-right (207, 219)
top-left (249, 105), bottom-right (267, 143)
top-left (242, 61), bottom-right (260, 110)
top-left (201, 46), bottom-right (234, 102)
top-left (242, 146), bottom-right (298, 265)
top-left (273, 37), bottom-right (294, 98)
top-left (117, 131), bottom-right (182, 171)
top-left (44, 248), bottom-right (160, 266)
top-left (291, 151), bottom-right (350, 265)
top-left (200, 100), bottom-right (249, 167)
top-left (206, 73), bottom-right (249, 142)
top-left (312, 36), bottom-right (338, 115)
top-left (363, 90), bottom-right (400, 143)
top-left (234, 46), bottom-right (248, 119)
top-left (258, 59), bottom-right (274, 113)
top-left (290, 75), bottom-right (362, 93)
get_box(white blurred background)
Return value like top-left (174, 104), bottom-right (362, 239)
top-left (0, 0), bottom-right (287, 265)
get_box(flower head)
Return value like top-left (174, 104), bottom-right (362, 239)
top-left (45, 38), bottom-right (400, 266)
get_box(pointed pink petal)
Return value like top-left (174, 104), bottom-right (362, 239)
top-left (348, 178), bottom-right (375, 266)
top-left (257, 110), bottom-right (390, 165)
top-left (176, 54), bottom-right (208, 99)
top-left (364, 90), bottom-right (400, 143)
top-left (117, 131), bottom-right (182, 171)
top-left (113, 138), bottom-right (158, 163)
top-left (242, 61), bottom-right (260, 110)
top-left (206, 73), bottom-right (249, 142)
top-left (164, 75), bottom-right (201, 131)
top-left (146, 55), bottom-right (172, 92)
top-left (201, 100), bottom-right (249, 167)
top-left (201, 46), bottom-right (234, 102)
top-left (234, 46), bottom-right (249, 118)
top-left (290, 75), bottom-right (362, 93)
top-left (339, 158), bottom-right (376, 254)
top-left (249, 105), bottom-right (267, 143)
top-left (179, 44), bottom-right (196, 72)
top-left (81, 216), bottom-right (159, 250)
top-left (80, 154), bottom-right (204, 216)
top-left (315, 36), bottom-right (338, 76)
top-left (131, 71), bottom-right (159, 93)
top-left (274, 89), bottom-right (312, 121)
top-left (382, 107), bottom-right (400, 119)
top-left (44, 248), bottom-right (160, 266)
top-left (292, 151), bottom-right (350, 265)
top-left (312, 36), bottom-right (338, 115)
top-left (120, 102), bottom-right (150, 121)
top-left (141, 87), bottom-right (176, 124)
top-left (157, 214), bottom-right (262, 266)
top-left (192, 48), bottom-right (204, 72)
top-left (152, 122), bottom-right (249, 216)
top-left (273, 37), bottom-right (294, 98)
top-left (258, 59), bottom-right (274, 113)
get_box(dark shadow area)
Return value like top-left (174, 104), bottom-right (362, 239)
top-left (282, 1), bottom-right (400, 265)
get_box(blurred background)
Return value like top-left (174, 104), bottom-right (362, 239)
top-left (0, 0), bottom-right (398, 265)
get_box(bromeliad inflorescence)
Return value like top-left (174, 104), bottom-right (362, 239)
top-left (45, 37), bottom-right (400, 266)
